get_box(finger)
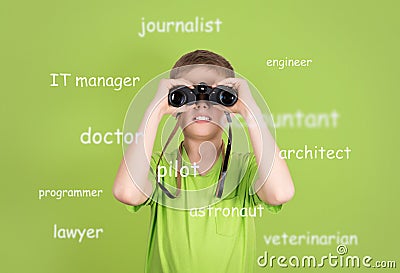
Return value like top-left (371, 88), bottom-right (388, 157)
top-left (163, 79), bottom-right (185, 90)
top-left (213, 78), bottom-right (239, 87)
top-left (172, 78), bottom-right (194, 89)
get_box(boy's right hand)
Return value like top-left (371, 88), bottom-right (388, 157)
top-left (152, 79), bottom-right (194, 117)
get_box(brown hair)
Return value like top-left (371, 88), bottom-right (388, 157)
top-left (170, 49), bottom-right (234, 78)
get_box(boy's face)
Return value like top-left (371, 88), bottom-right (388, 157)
top-left (177, 67), bottom-right (227, 140)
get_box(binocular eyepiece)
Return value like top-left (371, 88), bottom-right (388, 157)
top-left (168, 82), bottom-right (238, 108)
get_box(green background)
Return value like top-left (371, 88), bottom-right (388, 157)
top-left (1, 0), bottom-right (399, 272)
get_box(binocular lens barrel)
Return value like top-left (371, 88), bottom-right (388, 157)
top-left (218, 90), bottom-right (237, 106)
top-left (169, 90), bottom-right (187, 107)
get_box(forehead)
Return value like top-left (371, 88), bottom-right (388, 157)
top-left (180, 67), bottom-right (226, 85)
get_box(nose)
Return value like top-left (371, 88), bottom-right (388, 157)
top-left (193, 100), bottom-right (210, 110)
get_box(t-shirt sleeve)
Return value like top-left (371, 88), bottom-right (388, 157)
top-left (125, 196), bottom-right (153, 213)
top-left (242, 153), bottom-right (283, 214)
top-left (124, 153), bottom-right (159, 213)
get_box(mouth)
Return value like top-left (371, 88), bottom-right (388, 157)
top-left (193, 115), bottom-right (212, 123)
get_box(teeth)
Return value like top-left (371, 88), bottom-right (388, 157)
top-left (195, 116), bottom-right (210, 121)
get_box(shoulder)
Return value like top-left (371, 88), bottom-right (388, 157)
top-left (224, 152), bottom-right (257, 194)
top-left (229, 152), bottom-right (256, 173)
top-left (149, 149), bottom-right (179, 168)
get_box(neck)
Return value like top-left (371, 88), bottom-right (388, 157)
top-left (183, 135), bottom-right (223, 167)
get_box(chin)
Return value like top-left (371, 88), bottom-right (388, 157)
top-left (183, 123), bottom-right (221, 139)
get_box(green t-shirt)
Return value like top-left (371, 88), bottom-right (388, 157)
top-left (126, 147), bottom-right (282, 273)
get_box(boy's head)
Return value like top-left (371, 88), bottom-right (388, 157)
top-left (171, 49), bottom-right (234, 79)
top-left (170, 50), bottom-right (234, 140)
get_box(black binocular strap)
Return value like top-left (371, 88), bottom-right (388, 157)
top-left (215, 112), bottom-right (232, 198)
top-left (155, 115), bottom-right (182, 199)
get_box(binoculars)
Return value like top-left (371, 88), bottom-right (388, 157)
top-left (168, 82), bottom-right (238, 108)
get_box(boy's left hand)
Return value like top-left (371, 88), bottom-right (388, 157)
top-left (212, 78), bottom-right (258, 118)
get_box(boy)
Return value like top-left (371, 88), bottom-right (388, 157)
top-left (113, 50), bottom-right (294, 273)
